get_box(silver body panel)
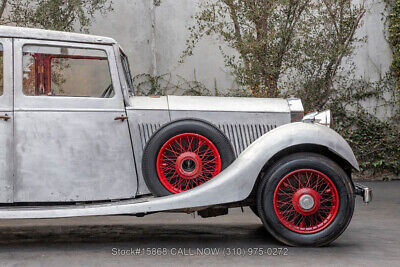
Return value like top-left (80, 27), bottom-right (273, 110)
top-left (126, 96), bottom-right (170, 195)
top-left (0, 26), bottom-right (360, 218)
top-left (167, 95), bottom-right (291, 113)
top-left (169, 111), bottom-right (287, 155)
top-left (0, 38), bottom-right (14, 203)
top-left (0, 123), bottom-right (358, 219)
top-left (12, 38), bottom-right (138, 202)
top-left (127, 109), bottom-right (170, 195)
top-left (0, 25), bottom-right (116, 45)
top-left (167, 95), bottom-right (291, 156)
top-left (13, 111), bottom-right (137, 202)
top-left (127, 96), bottom-right (292, 195)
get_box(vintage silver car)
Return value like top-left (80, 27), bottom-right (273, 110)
top-left (0, 26), bottom-right (371, 246)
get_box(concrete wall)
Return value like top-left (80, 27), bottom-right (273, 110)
top-left (352, 0), bottom-right (392, 80)
top-left (90, 0), bottom-right (155, 77)
top-left (89, 0), bottom-right (237, 92)
top-left (88, 0), bottom-right (392, 94)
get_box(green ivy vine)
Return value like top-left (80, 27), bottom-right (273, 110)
top-left (389, 0), bottom-right (400, 88)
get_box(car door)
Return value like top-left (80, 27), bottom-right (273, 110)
top-left (0, 38), bottom-right (13, 203)
top-left (13, 39), bottom-right (138, 202)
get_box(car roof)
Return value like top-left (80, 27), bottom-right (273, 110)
top-left (0, 25), bottom-right (116, 45)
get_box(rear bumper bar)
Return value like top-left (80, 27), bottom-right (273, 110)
top-left (355, 183), bottom-right (373, 203)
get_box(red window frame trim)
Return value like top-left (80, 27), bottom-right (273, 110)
top-left (27, 53), bottom-right (107, 96)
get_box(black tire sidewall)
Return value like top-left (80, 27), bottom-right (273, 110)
top-left (142, 119), bottom-right (235, 196)
top-left (257, 153), bottom-right (355, 247)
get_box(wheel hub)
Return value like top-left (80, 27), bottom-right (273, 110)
top-left (292, 188), bottom-right (321, 215)
top-left (299, 194), bottom-right (315, 210)
top-left (182, 159), bottom-right (196, 172)
top-left (176, 152), bottom-right (202, 179)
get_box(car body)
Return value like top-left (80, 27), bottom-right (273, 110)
top-left (0, 26), bottom-right (371, 246)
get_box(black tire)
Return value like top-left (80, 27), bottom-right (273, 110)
top-left (142, 119), bottom-right (235, 197)
top-left (257, 152), bottom-right (355, 247)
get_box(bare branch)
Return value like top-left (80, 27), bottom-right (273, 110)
top-left (0, 0), bottom-right (8, 19)
top-left (222, 0), bottom-right (251, 74)
top-left (322, 0), bottom-right (341, 40)
top-left (318, 8), bottom-right (366, 109)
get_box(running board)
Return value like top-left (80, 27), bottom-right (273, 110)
top-left (0, 195), bottom-right (159, 219)
top-left (0, 150), bottom-right (262, 219)
top-left (0, 189), bottom-right (234, 220)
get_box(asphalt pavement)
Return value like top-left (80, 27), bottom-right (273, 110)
top-left (0, 181), bottom-right (398, 267)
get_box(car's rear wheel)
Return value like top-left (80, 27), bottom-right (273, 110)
top-left (142, 119), bottom-right (235, 196)
top-left (257, 152), bottom-right (355, 246)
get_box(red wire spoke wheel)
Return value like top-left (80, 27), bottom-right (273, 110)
top-left (142, 119), bottom-right (234, 197)
top-left (273, 169), bottom-right (339, 234)
top-left (156, 133), bottom-right (222, 194)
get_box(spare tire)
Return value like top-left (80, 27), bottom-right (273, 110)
top-left (142, 119), bottom-right (235, 196)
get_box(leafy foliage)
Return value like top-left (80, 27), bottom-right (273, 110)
top-left (387, 0), bottom-right (400, 104)
top-left (331, 75), bottom-right (400, 174)
top-left (182, 0), bottom-right (366, 106)
top-left (336, 110), bottom-right (400, 174)
top-left (133, 73), bottom-right (212, 96)
top-left (182, 0), bottom-right (312, 98)
top-left (388, 1), bottom-right (400, 78)
top-left (178, 0), bottom-right (400, 175)
top-left (0, 0), bottom-right (113, 32)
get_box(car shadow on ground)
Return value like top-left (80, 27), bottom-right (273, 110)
top-left (0, 223), bottom-right (281, 247)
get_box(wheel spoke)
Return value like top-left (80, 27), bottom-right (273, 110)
top-left (273, 169), bottom-right (340, 234)
top-left (157, 133), bottom-right (222, 193)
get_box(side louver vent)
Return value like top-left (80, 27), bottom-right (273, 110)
top-left (138, 122), bottom-right (276, 156)
top-left (138, 123), bottom-right (163, 149)
top-left (218, 124), bottom-right (276, 156)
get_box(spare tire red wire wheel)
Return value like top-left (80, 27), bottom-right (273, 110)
top-left (257, 153), bottom-right (355, 246)
top-left (142, 119), bottom-right (235, 196)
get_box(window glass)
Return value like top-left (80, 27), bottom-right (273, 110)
top-left (22, 45), bottom-right (114, 98)
top-left (120, 51), bottom-right (134, 95)
top-left (0, 44), bottom-right (3, 96)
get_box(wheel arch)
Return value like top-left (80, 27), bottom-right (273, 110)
top-left (262, 143), bottom-right (355, 177)
top-left (250, 143), bottom-right (357, 197)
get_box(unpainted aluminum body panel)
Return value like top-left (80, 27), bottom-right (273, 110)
top-left (0, 39), bottom-right (14, 203)
top-left (0, 122), bottom-right (359, 219)
top-left (0, 25), bottom-right (116, 45)
top-left (12, 38), bottom-right (138, 202)
top-left (0, 117), bottom-right (12, 203)
top-left (129, 96), bottom-right (169, 110)
top-left (167, 95), bottom-right (291, 113)
top-left (126, 96), bottom-right (170, 195)
top-left (126, 95), bottom-right (291, 195)
top-left (169, 110), bottom-right (289, 156)
top-left (13, 111), bottom-right (137, 202)
top-left (126, 108), bottom-right (171, 195)
top-left (287, 98), bottom-right (303, 113)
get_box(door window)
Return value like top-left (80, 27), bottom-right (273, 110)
top-left (120, 51), bottom-right (134, 95)
top-left (22, 45), bottom-right (114, 98)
